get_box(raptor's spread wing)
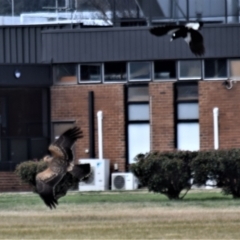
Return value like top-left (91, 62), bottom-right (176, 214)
top-left (35, 167), bottom-right (64, 209)
top-left (48, 127), bottom-right (83, 161)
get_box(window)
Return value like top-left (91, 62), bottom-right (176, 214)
top-left (179, 60), bottom-right (202, 79)
top-left (0, 88), bottom-right (50, 171)
top-left (54, 64), bottom-right (78, 84)
top-left (129, 62), bottom-right (151, 81)
top-left (126, 85), bottom-right (150, 164)
top-left (175, 82), bottom-right (199, 151)
top-left (229, 59), bottom-right (240, 79)
top-left (79, 64), bottom-right (102, 83)
top-left (104, 62), bottom-right (127, 82)
top-left (154, 60), bottom-right (176, 80)
top-left (204, 59), bottom-right (227, 79)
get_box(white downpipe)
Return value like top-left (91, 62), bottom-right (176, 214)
top-left (97, 111), bottom-right (103, 159)
top-left (213, 107), bottom-right (219, 150)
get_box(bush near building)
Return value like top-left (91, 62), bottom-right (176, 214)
top-left (15, 160), bottom-right (80, 199)
top-left (131, 151), bottom-right (198, 200)
top-left (131, 149), bottom-right (240, 199)
top-left (191, 148), bottom-right (240, 198)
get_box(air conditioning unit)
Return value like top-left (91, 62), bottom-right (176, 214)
top-left (111, 172), bottom-right (138, 190)
top-left (78, 159), bottom-right (110, 191)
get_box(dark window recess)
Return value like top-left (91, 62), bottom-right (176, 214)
top-left (80, 65), bottom-right (101, 82)
top-left (104, 62), bottom-right (127, 81)
top-left (204, 59), bottom-right (227, 78)
top-left (0, 88), bottom-right (50, 171)
top-left (154, 60), bottom-right (176, 79)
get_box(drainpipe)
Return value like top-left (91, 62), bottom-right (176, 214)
top-left (97, 111), bottom-right (103, 159)
top-left (88, 91), bottom-right (95, 158)
top-left (213, 107), bottom-right (219, 150)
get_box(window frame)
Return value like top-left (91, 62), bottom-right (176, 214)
top-left (53, 63), bottom-right (78, 85)
top-left (103, 61), bottom-right (127, 83)
top-left (228, 59), bottom-right (240, 80)
top-left (203, 59), bottom-right (228, 80)
top-left (178, 60), bottom-right (202, 80)
top-left (174, 81), bottom-right (199, 150)
top-left (78, 63), bottom-right (103, 84)
top-left (128, 61), bottom-right (152, 82)
top-left (153, 60), bottom-right (177, 81)
top-left (125, 84), bottom-right (150, 167)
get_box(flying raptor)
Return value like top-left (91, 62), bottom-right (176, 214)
top-left (149, 22), bottom-right (205, 56)
top-left (35, 127), bottom-right (90, 209)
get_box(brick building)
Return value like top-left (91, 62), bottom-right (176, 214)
top-left (1, 0), bottom-right (240, 191)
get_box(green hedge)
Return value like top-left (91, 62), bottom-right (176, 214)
top-left (15, 160), bottom-right (47, 189)
top-left (191, 149), bottom-right (240, 198)
top-left (15, 160), bottom-right (80, 199)
top-left (131, 151), bottom-right (198, 200)
top-left (131, 149), bottom-right (240, 199)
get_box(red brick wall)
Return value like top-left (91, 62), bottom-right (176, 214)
top-left (150, 82), bottom-right (175, 151)
top-left (4, 80), bottom-right (240, 192)
top-left (199, 81), bottom-right (240, 150)
top-left (0, 172), bottom-right (31, 192)
top-left (51, 84), bottom-right (126, 171)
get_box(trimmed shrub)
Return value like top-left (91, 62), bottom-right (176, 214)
top-left (131, 151), bottom-right (198, 200)
top-left (15, 160), bottom-right (47, 189)
top-left (192, 148), bottom-right (240, 198)
top-left (15, 160), bottom-right (80, 199)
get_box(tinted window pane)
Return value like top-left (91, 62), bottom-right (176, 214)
top-left (129, 62), bottom-right (151, 80)
top-left (176, 84), bottom-right (198, 100)
top-left (179, 60), bottom-right (201, 79)
top-left (204, 59), bottom-right (227, 78)
top-left (104, 62), bottom-right (127, 82)
top-left (177, 123), bottom-right (200, 151)
top-left (54, 64), bottom-right (77, 84)
top-left (80, 65), bottom-right (101, 82)
top-left (154, 60), bottom-right (176, 79)
top-left (128, 86), bottom-right (149, 102)
top-left (178, 103), bottom-right (199, 120)
top-left (128, 104), bottom-right (149, 121)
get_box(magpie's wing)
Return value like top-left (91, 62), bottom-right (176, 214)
top-left (189, 29), bottom-right (205, 56)
top-left (149, 25), bottom-right (183, 37)
top-left (49, 127), bottom-right (83, 161)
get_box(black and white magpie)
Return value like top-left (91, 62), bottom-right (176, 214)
top-left (149, 22), bottom-right (205, 56)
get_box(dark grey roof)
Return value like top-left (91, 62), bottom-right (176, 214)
top-left (42, 24), bottom-right (240, 63)
top-left (0, 23), bottom-right (240, 64)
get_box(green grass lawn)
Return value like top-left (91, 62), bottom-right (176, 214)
top-left (0, 189), bottom-right (240, 239)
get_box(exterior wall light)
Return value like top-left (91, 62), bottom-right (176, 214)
top-left (14, 69), bottom-right (21, 79)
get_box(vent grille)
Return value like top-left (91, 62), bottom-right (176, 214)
top-left (113, 175), bottom-right (125, 189)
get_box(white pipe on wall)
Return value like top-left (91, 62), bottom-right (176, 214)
top-left (213, 107), bottom-right (219, 150)
top-left (97, 111), bottom-right (103, 159)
